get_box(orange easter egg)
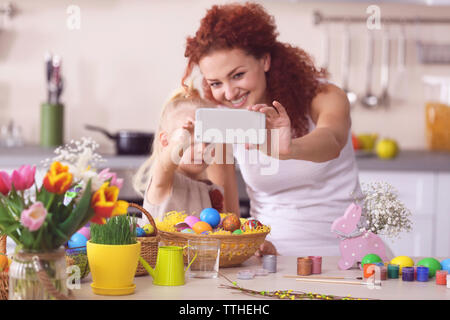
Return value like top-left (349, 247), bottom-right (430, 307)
top-left (193, 221), bottom-right (213, 234)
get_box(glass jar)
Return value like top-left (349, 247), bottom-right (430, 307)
top-left (423, 76), bottom-right (450, 151)
top-left (8, 248), bottom-right (69, 300)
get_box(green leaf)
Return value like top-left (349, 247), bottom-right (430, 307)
top-left (20, 228), bottom-right (34, 250)
top-left (60, 179), bottom-right (92, 237)
top-left (47, 213), bottom-right (70, 245)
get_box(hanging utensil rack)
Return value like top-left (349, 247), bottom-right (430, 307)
top-left (313, 10), bottom-right (450, 26)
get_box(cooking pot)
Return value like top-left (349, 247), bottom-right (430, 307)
top-left (85, 124), bottom-right (154, 155)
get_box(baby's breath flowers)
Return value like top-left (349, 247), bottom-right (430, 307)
top-left (42, 137), bottom-right (106, 190)
top-left (355, 181), bottom-right (412, 239)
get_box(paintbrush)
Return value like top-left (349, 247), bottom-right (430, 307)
top-left (284, 275), bottom-right (363, 280)
top-left (295, 278), bottom-right (367, 286)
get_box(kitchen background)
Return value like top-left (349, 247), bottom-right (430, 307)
top-left (1, 0), bottom-right (450, 257)
top-left (0, 0), bottom-right (450, 150)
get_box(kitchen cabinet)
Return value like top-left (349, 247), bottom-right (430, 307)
top-left (436, 173), bottom-right (450, 257)
top-left (358, 170), bottom-right (450, 258)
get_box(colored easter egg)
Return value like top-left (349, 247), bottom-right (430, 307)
top-left (193, 221), bottom-right (213, 234)
top-left (232, 229), bottom-right (243, 235)
top-left (361, 254), bottom-right (383, 268)
top-left (241, 218), bottom-right (263, 232)
top-left (181, 228), bottom-right (195, 234)
top-left (417, 258), bottom-right (442, 278)
top-left (136, 227), bottom-right (146, 237)
top-left (77, 226), bottom-right (90, 240)
top-left (68, 233), bottom-right (88, 253)
top-left (174, 222), bottom-right (190, 232)
top-left (441, 259), bottom-right (450, 273)
top-left (200, 208), bottom-right (221, 228)
top-left (222, 214), bottom-right (241, 232)
top-left (184, 216), bottom-right (201, 228)
top-left (390, 256), bottom-right (414, 274)
top-left (143, 223), bottom-right (155, 235)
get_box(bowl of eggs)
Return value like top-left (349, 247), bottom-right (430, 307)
top-left (157, 208), bottom-right (270, 267)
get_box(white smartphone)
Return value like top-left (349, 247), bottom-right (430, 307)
top-left (194, 108), bottom-right (266, 144)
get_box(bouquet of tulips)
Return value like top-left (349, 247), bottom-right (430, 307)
top-left (0, 138), bottom-right (128, 252)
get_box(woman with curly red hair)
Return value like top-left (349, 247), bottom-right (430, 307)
top-left (183, 2), bottom-right (363, 257)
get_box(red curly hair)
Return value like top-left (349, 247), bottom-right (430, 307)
top-left (182, 2), bottom-right (329, 138)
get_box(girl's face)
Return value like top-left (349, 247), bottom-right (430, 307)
top-left (162, 105), bottom-right (213, 178)
top-left (199, 48), bottom-right (271, 109)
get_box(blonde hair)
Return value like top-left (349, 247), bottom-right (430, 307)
top-left (132, 84), bottom-right (213, 197)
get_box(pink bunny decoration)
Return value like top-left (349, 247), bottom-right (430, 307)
top-left (331, 203), bottom-right (387, 270)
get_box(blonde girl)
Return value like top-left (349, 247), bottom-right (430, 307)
top-left (133, 86), bottom-right (230, 223)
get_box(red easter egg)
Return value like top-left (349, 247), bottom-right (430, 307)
top-left (222, 214), bottom-right (241, 232)
top-left (193, 221), bottom-right (213, 234)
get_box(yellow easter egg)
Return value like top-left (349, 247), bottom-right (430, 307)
top-left (390, 256), bottom-right (414, 274)
top-left (143, 224), bottom-right (155, 235)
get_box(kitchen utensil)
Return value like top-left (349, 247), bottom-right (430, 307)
top-left (361, 31), bottom-right (379, 109)
top-left (139, 245), bottom-right (197, 286)
top-left (379, 29), bottom-right (391, 108)
top-left (85, 124), bottom-right (154, 155)
top-left (341, 24), bottom-right (357, 108)
top-left (321, 24), bottom-right (330, 70)
top-left (392, 25), bottom-right (408, 102)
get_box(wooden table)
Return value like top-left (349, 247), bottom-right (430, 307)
top-left (73, 256), bottom-right (450, 300)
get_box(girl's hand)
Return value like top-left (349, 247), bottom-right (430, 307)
top-left (165, 119), bottom-right (196, 165)
top-left (246, 101), bottom-right (292, 158)
top-left (255, 240), bottom-right (277, 257)
top-left (170, 119), bottom-right (195, 149)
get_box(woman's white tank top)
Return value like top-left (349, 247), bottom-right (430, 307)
top-left (233, 118), bottom-right (363, 256)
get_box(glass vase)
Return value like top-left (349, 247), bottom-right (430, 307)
top-left (8, 248), bottom-right (69, 300)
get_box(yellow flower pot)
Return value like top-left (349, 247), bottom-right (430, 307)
top-left (87, 240), bottom-right (141, 296)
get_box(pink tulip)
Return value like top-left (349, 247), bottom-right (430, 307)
top-left (98, 168), bottom-right (123, 189)
top-left (20, 202), bottom-right (47, 232)
top-left (11, 165), bottom-right (36, 191)
top-left (0, 171), bottom-right (11, 195)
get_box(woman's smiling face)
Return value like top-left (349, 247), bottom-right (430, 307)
top-left (199, 48), bottom-right (271, 109)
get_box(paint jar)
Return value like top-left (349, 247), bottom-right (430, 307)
top-left (308, 256), bottom-right (322, 274)
top-left (416, 266), bottom-right (429, 282)
top-left (387, 264), bottom-right (400, 279)
top-left (436, 270), bottom-right (448, 285)
top-left (297, 257), bottom-right (312, 276)
top-left (363, 263), bottom-right (375, 279)
top-left (402, 267), bottom-right (414, 282)
top-left (262, 255), bottom-right (277, 273)
top-left (380, 266), bottom-right (387, 280)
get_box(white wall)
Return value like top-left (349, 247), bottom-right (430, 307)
top-left (1, 0), bottom-right (450, 153)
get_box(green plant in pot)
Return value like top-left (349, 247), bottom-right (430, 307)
top-left (87, 214), bottom-right (141, 296)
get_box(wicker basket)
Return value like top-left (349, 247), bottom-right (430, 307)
top-left (129, 203), bottom-right (160, 276)
top-left (0, 235), bottom-right (8, 300)
top-left (159, 230), bottom-right (269, 267)
top-left (65, 246), bottom-right (90, 280)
